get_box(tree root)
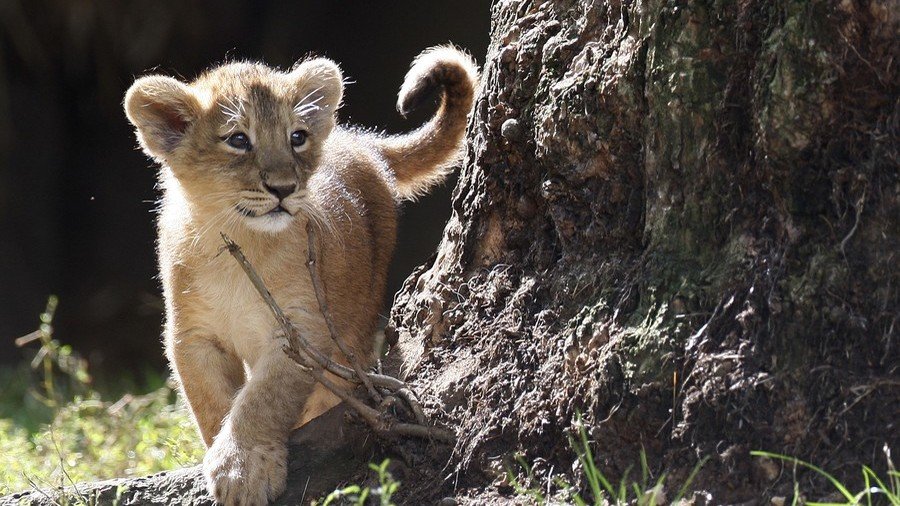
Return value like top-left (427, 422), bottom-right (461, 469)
top-left (220, 230), bottom-right (454, 443)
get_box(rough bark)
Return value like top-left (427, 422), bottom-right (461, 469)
top-left (387, 0), bottom-right (899, 502)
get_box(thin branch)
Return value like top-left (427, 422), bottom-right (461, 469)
top-left (310, 365), bottom-right (454, 442)
top-left (306, 222), bottom-right (381, 401)
top-left (839, 187), bottom-right (866, 257)
top-left (221, 233), bottom-right (453, 443)
top-left (396, 388), bottom-right (427, 425)
top-left (221, 233), bottom-right (412, 391)
top-left (14, 330), bottom-right (43, 347)
top-left (222, 234), bottom-right (346, 375)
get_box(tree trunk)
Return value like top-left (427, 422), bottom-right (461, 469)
top-left (388, 0), bottom-right (898, 502)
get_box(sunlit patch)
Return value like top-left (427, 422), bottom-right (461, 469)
top-left (243, 209), bottom-right (295, 233)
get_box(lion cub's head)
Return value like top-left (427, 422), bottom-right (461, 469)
top-left (125, 59), bottom-right (343, 233)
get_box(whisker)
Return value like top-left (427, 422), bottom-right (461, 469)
top-left (294, 98), bottom-right (323, 117)
top-left (219, 96), bottom-right (247, 131)
top-left (293, 87), bottom-right (324, 118)
top-left (191, 205), bottom-right (234, 249)
top-left (294, 86), bottom-right (323, 109)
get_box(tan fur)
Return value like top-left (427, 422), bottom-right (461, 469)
top-left (124, 46), bottom-right (476, 505)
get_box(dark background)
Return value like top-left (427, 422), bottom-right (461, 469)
top-left (0, 1), bottom-right (490, 375)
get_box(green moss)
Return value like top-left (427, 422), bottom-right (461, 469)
top-left (641, 1), bottom-right (737, 260)
top-left (760, 0), bottom-right (837, 163)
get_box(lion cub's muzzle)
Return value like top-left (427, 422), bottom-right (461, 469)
top-left (234, 181), bottom-right (309, 233)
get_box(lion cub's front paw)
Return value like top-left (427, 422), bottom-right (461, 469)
top-left (203, 431), bottom-right (288, 506)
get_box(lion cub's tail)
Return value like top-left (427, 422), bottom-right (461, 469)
top-left (376, 45), bottom-right (478, 200)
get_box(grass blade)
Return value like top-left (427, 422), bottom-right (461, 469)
top-left (751, 451), bottom-right (854, 502)
top-left (674, 456), bottom-right (708, 501)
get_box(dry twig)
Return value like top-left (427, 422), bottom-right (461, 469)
top-left (220, 233), bottom-right (453, 443)
top-left (305, 222), bottom-right (381, 402)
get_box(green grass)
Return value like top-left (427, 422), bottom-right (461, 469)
top-left (751, 450), bottom-right (900, 506)
top-left (316, 459), bottom-right (400, 506)
top-left (0, 296), bottom-right (205, 496)
top-left (505, 412), bottom-right (897, 506)
top-left (506, 413), bottom-right (705, 505)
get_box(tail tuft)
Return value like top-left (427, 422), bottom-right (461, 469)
top-left (397, 46), bottom-right (478, 118)
top-left (378, 45), bottom-right (478, 200)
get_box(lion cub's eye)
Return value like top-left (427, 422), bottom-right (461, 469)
top-left (290, 130), bottom-right (308, 150)
top-left (224, 132), bottom-right (252, 151)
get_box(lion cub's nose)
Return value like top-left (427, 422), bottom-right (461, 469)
top-left (263, 182), bottom-right (297, 200)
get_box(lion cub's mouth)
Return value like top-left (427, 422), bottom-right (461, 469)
top-left (234, 203), bottom-right (298, 233)
top-left (235, 204), bottom-right (293, 218)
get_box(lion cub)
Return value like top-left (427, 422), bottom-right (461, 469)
top-left (124, 46), bottom-right (476, 505)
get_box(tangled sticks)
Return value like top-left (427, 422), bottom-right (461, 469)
top-left (220, 223), bottom-right (453, 444)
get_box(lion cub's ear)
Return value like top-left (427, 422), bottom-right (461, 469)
top-left (288, 58), bottom-right (343, 137)
top-left (124, 76), bottom-right (200, 162)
